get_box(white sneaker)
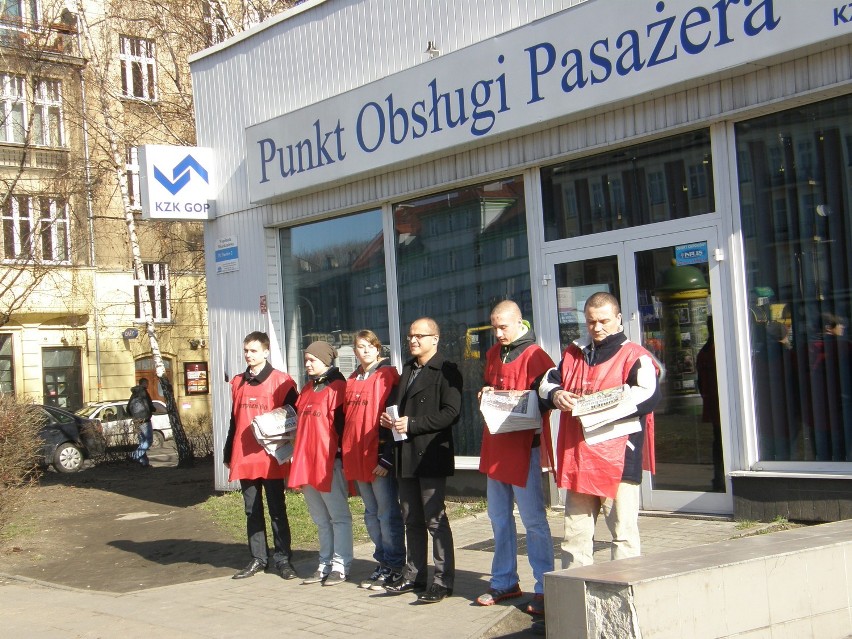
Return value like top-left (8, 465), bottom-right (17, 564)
top-left (360, 565), bottom-right (383, 589)
top-left (323, 571), bottom-right (347, 586)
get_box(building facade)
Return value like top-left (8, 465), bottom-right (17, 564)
top-left (1, 0), bottom-right (210, 416)
top-left (191, 0), bottom-right (852, 520)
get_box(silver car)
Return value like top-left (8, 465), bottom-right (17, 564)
top-left (75, 400), bottom-right (173, 448)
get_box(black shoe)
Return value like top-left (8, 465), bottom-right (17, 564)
top-left (267, 561), bottom-right (298, 580)
top-left (417, 583), bottom-right (452, 603)
top-left (383, 576), bottom-right (427, 595)
top-left (232, 558), bottom-right (266, 579)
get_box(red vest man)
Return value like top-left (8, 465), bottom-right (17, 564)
top-left (539, 292), bottom-right (660, 569)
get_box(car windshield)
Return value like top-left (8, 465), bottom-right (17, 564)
top-left (75, 405), bottom-right (100, 418)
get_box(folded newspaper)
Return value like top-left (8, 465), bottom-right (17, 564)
top-left (251, 406), bottom-right (298, 464)
top-left (572, 386), bottom-right (640, 444)
top-left (479, 390), bottom-right (541, 435)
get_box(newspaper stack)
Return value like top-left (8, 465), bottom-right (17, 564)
top-left (251, 405), bottom-right (298, 464)
top-left (479, 390), bottom-right (542, 435)
top-left (572, 386), bottom-right (640, 444)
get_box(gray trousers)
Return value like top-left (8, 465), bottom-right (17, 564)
top-left (397, 476), bottom-right (455, 589)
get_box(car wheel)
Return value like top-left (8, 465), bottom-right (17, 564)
top-left (53, 442), bottom-right (84, 473)
top-left (151, 430), bottom-right (165, 448)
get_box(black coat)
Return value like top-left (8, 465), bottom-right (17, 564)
top-left (391, 353), bottom-right (462, 478)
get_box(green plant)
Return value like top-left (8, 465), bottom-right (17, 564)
top-left (735, 519), bottom-right (758, 530)
top-left (198, 489), bottom-right (486, 549)
top-left (0, 396), bottom-right (43, 533)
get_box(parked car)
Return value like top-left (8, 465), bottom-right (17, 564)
top-left (36, 404), bottom-right (105, 473)
top-left (75, 400), bottom-right (173, 449)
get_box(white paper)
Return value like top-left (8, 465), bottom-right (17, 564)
top-left (582, 417), bottom-right (641, 445)
top-left (479, 390), bottom-right (541, 435)
top-left (387, 404), bottom-right (407, 441)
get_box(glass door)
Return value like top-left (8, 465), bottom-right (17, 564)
top-left (543, 226), bottom-right (732, 514)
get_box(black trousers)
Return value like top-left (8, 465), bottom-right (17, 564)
top-left (397, 476), bottom-right (455, 589)
top-left (240, 478), bottom-right (292, 565)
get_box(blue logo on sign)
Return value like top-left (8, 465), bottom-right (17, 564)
top-left (153, 155), bottom-right (209, 195)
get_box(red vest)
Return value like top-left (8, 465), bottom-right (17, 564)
top-left (342, 365), bottom-right (400, 482)
top-left (289, 378), bottom-right (346, 491)
top-left (557, 341), bottom-right (653, 498)
top-left (228, 369), bottom-right (297, 482)
top-left (479, 344), bottom-right (554, 486)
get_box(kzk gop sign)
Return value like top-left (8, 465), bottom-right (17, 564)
top-left (139, 145), bottom-right (216, 220)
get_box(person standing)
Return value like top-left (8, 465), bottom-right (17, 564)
top-left (289, 341), bottom-right (353, 586)
top-left (539, 292), bottom-right (660, 568)
top-left (127, 378), bottom-right (156, 467)
top-left (476, 301), bottom-right (555, 617)
top-left (224, 331), bottom-right (299, 580)
top-left (341, 330), bottom-right (405, 590)
top-left (381, 317), bottom-right (462, 604)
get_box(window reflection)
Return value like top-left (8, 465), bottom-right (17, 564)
top-left (737, 94), bottom-right (852, 462)
top-left (541, 130), bottom-right (714, 240)
top-left (393, 176), bottom-right (532, 456)
top-left (280, 210), bottom-right (388, 385)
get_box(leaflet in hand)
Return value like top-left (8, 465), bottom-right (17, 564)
top-left (479, 390), bottom-right (541, 435)
top-left (387, 404), bottom-right (407, 441)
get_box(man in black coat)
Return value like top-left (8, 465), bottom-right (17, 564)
top-left (381, 317), bottom-right (462, 603)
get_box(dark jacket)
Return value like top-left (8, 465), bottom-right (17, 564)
top-left (391, 353), bottom-right (462, 478)
top-left (126, 384), bottom-right (155, 420)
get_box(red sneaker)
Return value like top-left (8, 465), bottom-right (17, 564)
top-left (476, 583), bottom-right (523, 606)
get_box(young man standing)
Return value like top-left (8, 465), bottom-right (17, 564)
top-left (476, 300), bottom-right (555, 616)
top-left (224, 331), bottom-right (299, 580)
top-left (539, 292), bottom-right (660, 569)
top-left (381, 317), bottom-right (462, 604)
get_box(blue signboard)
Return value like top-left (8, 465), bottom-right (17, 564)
top-left (675, 242), bottom-right (708, 266)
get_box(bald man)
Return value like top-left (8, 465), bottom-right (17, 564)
top-left (476, 301), bottom-right (555, 616)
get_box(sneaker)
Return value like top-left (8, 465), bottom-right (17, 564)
top-left (302, 570), bottom-right (329, 585)
top-left (476, 583), bottom-right (523, 606)
top-left (369, 568), bottom-right (394, 591)
top-left (360, 565), bottom-right (384, 589)
top-left (322, 571), bottom-right (347, 586)
top-left (525, 593), bottom-right (545, 616)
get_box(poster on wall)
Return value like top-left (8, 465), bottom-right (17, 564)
top-left (184, 362), bottom-right (209, 395)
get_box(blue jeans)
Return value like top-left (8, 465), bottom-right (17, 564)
top-left (131, 419), bottom-right (153, 466)
top-left (357, 474), bottom-right (405, 570)
top-left (301, 459), bottom-right (354, 575)
top-left (486, 446), bottom-right (554, 594)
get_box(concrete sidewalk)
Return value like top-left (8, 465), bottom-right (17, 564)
top-left (1, 510), bottom-right (744, 638)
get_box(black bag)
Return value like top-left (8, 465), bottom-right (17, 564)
top-left (128, 395), bottom-right (149, 419)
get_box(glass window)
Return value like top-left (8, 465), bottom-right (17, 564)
top-left (32, 78), bottom-right (63, 147)
top-left (42, 347), bottom-right (82, 410)
top-left (1, 73), bottom-right (25, 144)
top-left (202, 0), bottom-right (228, 45)
top-left (119, 35), bottom-right (157, 100)
top-left (1, 194), bottom-right (69, 262)
top-left (0, 334), bottom-right (14, 394)
top-left (134, 262), bottom-right (170, 322)
top-left (542, 130), bottom-right (714, 240)
top-left (393, 176), bottom-right (532, 456)
top-left (279, 209), bottom-right (388, 384)
top-left (126, 146), bottom-right (141, 210)
top-left (736, 93), bottom-right (852, 463)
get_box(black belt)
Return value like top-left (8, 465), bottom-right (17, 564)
top-left (531, 433), bottom-right (540, 448)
